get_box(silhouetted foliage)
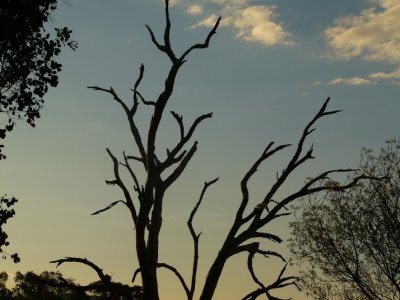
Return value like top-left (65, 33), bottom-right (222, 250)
top-left (87, 281), bottom-right (143, 300)
top-left (0, 0), bottom-right (77, 159)
top-left (12, 271), bottom-right (89, 300)
top-left (0, 270), bottom-right (142, 300)
top-left (289, 139), bottom-right (400, 300)
top-left (0, 0), bottom-right (77, 265)
top-left (51, 1), bottom-right (371, 299)
top-left (0, 272), bottom-right (13, 299)
top-left (0, 195), bottom-right (19, 263)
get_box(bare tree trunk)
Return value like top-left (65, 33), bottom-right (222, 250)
top-left (199, 250), bottom-right (230, 300)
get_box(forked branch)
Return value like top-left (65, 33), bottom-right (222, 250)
top-left (91, 200), bottom-right (126, 216)
top-left (180, 16), bottom-right (222, 62)
top-left (106, 148), bottom-right (138, 223)
top-left (132, 262), bottom-right (190, 298)
top-left (163, 112), bottom-right (213, 171)
top-left (199, 98), bottom-right (369, 300)
top-left (242, 264), bottom-right (299, 300)
top-left (88, 85), bottom-right (147, 162)
top-left (187, 178), bottom-right (219, 299)
top-left (145, 0), bottom-right (221, 64)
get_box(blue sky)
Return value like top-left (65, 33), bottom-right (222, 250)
top-left (1, 0), bottom-right (399, 299)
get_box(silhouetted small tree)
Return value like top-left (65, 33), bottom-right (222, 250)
top-left (12, 271), bottom-right (88, 300)
top-left (51, 1), bottom-right (371, 299)
top-left (289, 139), bottom-right (400, 300)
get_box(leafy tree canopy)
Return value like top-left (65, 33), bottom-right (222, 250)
top-left (0, 0), bottom-right (77, 159)
top-left (289, 139), bottom-right (400, 300)
top-left (0, 0), bottom-right (77, 264)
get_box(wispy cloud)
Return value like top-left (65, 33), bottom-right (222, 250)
top-left (193, 14), bottom-right (220, 28)
top-left (327, 77), bottom-right (375, 86)
top-left (191, 0), bottom-right (293, 47)
top-left (186, 4), bottom-right (203, 15)
top-left (369, 69), bottom-right (400, 79)
top-left (325, 0), bottom-right (400, 64)
top-left (168, 0), bottom-right (181, 6)
top-left (324, 68), bottom-right (400, 86)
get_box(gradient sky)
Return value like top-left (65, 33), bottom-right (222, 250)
top-left (1, 0), bottom-right (399, 299)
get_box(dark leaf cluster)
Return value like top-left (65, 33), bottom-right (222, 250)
top-left (0, 0), bottom-right (77, 159)
top-left (0, 195), bottom-right (19, 263)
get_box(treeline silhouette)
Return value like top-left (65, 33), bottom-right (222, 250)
top-left (0, 271), bottom-right (142, 300)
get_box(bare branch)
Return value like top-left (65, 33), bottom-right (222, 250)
top-left (122, 151), bottom-right (141, 195)
top-left (231, 243), bottom-right (285, 262)
top-left (141, 96), bottom-right (156, 106)
top-left (126, 155), bottom-right (144, 163)
top-left (180, 16), bottom-right (222, 62)
top-left (171, 111), bottom-right (184, 140)
top-left (130, 63), bottom-right (145, 115)
top-left (162, 0), bottom-right (177, 62)
top-left (91, 200), bottom-right (126, 216)
top-left (50, 257), bottom-right (133, 299)
top-left (188, 178), bottom-right (219, 230)
top-left (88, 86), bottom-right (129, 113)
top-left (130, 88), bottom-right (155, 108)
top-left (163, 142), bottom-right (198, 189)
top-left (166, 149), bottom-right (187, 167)
top-left (144, 1), bottom-right (177, 63)
top-left (134, 64), bottom-right (144, 91)
top-left (157, 262), bottom-right (190, 298)
top-left (237, 142), bottom-right (291, 221)
top-left (241, 264), bottom-right (299, 300)
top-left (247, 245), bottom-right (265, 289)
top-left (88, 86), bottom-right (147, 163)
top-left (145, 25), bottom-right (166, 53)
top-left (187, 178), bottom-right (219, 299)
top-left (50, 257), bottom-right (111, 283)
top-left (162, 113), bottom-right (212, 171)
top-left (249, 232), bottom-right (283, 244)
top-left (106, 148), bottom-right (138, 223)
top-left (131, 267), bottom-right (141, 284)
top-left (263, 169), bottom-right (364, 224)
top-left (259, 97), bottom-right (340, 207)
top-left (132, 262), bottom-right (190, 298)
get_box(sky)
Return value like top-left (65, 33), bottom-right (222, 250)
top-left (1, 0), bottom-right (399, 299)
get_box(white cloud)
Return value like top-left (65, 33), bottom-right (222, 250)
top-left (186, 4), bottom-right (203, 15)
top-left (230, 5), bottom-right (293, 46)
top-left (325, 68), bottom-right (400, 86)
top-left (191, 1), bottom-right (293, 46)
top-left (327, 77), bottom-right (375, 86)
top-left (325, 0), bottom-right (400, 63)
top-left (192, 14), bottom-right (220, 28)
top-left (369, 69), bottom-right (400, 79)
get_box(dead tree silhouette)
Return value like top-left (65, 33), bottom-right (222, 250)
top-left (51, 1), bottom-right (372, 299)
